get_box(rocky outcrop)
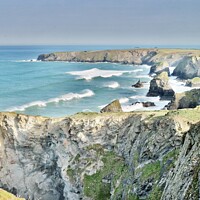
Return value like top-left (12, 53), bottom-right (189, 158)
top-left (0, 109), bottom-right (200, 199)
top-left (132, 80), bottom-right (144, 88)
top-left (186, 77), bottom-right (200, 87)
top-left (172, 56), bottom-right (200, 79)
top-left (147, 72), bottom-right (175, 100)
top-left (166, 89), bottom-right (200, 110)
top-left (100, 99), bottom-right (122, 113)
top-left (149, 61), bottom-right (170, 76)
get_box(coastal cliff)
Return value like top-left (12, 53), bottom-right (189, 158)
top-left (1, 108), bottom-right (200, 200)
top-left (37, 48), bottom-right (200, 79)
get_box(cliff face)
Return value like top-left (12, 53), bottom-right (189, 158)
top-left (1, 109), bottom-right (200, 200)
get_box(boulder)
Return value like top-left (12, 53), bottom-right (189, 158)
top-left (185, 77), bottom-right (200, 87)
top-left (166, 89), bottom-right (200, 110)
top-left (142, 102), bottom-right (156, 107)
top-left (100, 100), bottom-right (123, 113)
top-left (147, 72), bottom-right (175, 100)
top-left (149, 61), bottom-right (170, 76)
top-left (172, 56), bottom-right (200, 79)
top-left (132, 80), bottom-right (144, 88)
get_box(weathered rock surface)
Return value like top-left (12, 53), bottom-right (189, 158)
top-left (172, 56), bottom-right (200, 79)
top-left (100, 99), bottom-right (122, 113)
top-left (147, 72), bottom-right (175, 100)
top-left (0, 109), bottom-right (200, 200)
top-left (149, 61), bottom-right (170, 76)
top-left (166, 89), bottom-right (200, 110)
top-left (186, 77), bottom-right (200, 87)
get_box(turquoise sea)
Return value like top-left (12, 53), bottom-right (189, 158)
top-left (0, 45), bottom-right (199, 117)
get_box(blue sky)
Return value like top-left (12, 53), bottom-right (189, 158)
top-left (0, 0), bottom-right (200, 45)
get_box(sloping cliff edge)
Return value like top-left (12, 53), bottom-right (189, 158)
top-left (1, 108), bottom-right (200, 200)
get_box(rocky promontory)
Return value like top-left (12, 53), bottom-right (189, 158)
top-left (38, 48), bottom-right (200, 80)
top-left (0, 109), bottom-right (200, 199)
top-left (147, 72), bottom-right (175, 100)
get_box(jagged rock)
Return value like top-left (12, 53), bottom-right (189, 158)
top-left (132, 80), bottom-right (144, 88)
top-left (100, 99), bottom-right (122, 113)
top-left (149, 61), bottom-right (170, 75)
top-left (186, 77), bottom-right (200, 87)
top-left (142, 101), bottom-right (156, 107)
top-left (0, 188), bottom-right (25, 200)
top-left (166, 89), bottom-right (200, 110)
top-left (0, 109), bottom-right (200, 199)
top-left (147, 72), bottom-right (175, 100)
top-left (172, 56), bottom-right (200, 79)
top-left (132, 101), bottom-right (155, 107)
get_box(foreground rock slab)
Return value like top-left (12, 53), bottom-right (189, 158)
top-left (100, 99), bottom-right (123, 113)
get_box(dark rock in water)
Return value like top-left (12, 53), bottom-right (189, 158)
top-left (185, 77), bottom-right (200, 87)
top-left (166, 89), bottom-right (200, 110)
top-left (147, 72), bottom-right (175, 100)
top-left (100, 99), bottom-right (123, 113)
top-left (172, 56), bottom-right (200, 79)
top-left (132, 80), bottom-right (144, 88)
top-left (132, 101), bottom-right (155, 107)
top-left (149, 61), bottom-right (170, 76)
top-left (142, 102), bottom-right (156, 107)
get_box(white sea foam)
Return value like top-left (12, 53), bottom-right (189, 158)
top-left (98, 104), bottom-right (108, 109)
top-left (6, 89), bottom-right (94, 112)
top-left (66, 68), bottom-right (139, 80)
top-left (169, 66), bottom-right (176, 74)
top-left (169, 76), bottom-right (196, 93)
top-left (130, 95), bottom-right (160, 102)
top-left (122, 103), bottom-right (144, 112)
top-left (122, 100), bottom-right (170, 112)
top-left (135, 75), bottom-right (151, 79)
top-left (105, 81), bottom-right (120, 89)
top-left (16, 59), bottom-right (40, 62)
top-left (119, 97), bottom-right (129, 104)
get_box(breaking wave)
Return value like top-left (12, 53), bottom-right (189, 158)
top-left (6, 89), bottom-right (94, 111)
top-left (66, 68), bottom-right (139, 80)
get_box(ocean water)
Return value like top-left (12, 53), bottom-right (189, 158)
top-left (0, 45), bottom-right (198, 117)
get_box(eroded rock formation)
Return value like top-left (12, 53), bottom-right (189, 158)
top-left (147, 72), bottom-right (175, 100)
top-left (0, 109), bottom-right (200, 199)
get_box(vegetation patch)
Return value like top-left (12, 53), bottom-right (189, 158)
top-left (136, 161), bottom-right (161, 182)
top-left (83, 150), bottom-right (128, 200)
top-left (148, 186), bottom-right (162, 200)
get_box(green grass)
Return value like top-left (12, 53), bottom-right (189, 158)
top-left (148, 186), bottom-right (162, 200)
top-left (83, 151), bottom-right (128, 200)
top-left (136, 161), bottom-right (161, 182)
